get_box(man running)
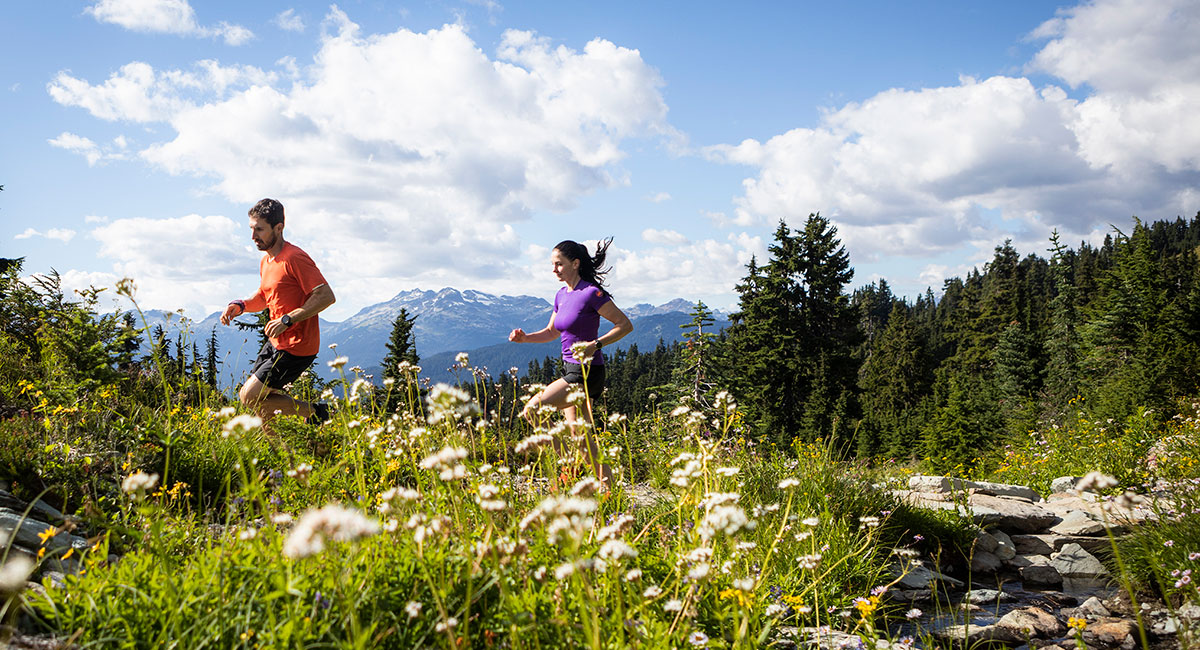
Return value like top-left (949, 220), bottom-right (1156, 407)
top-left (221, 198), bottom-right (335, 424)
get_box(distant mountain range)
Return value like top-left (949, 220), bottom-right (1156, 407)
top-left (132, 289), bottom-right (729, 388)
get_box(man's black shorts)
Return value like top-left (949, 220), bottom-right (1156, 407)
top-left (562, 362), bottom-right (605, 399)
top-left (251, 341), bottom-right (317, 389)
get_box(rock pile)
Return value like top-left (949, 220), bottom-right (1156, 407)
top-left (889, 475), bottom-right (1185, 649)
top-left (0, 489), bottom-right (90, 586)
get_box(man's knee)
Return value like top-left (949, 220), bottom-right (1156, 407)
top-left (239, 378), bottom-right (268, 406)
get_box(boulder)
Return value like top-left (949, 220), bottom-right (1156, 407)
top-left (1011, 534), bottom-right (1056, 555)
top-left (0, 511), bottom-right (88, 554)
top-left (1051, 543), bottom-right (1108, 580)
top-left (975, 529), bottom-right (999, 553)
top-left (992, 530), bottom-right (1017, 560)
top-left (995, 606), bottom-right (1067, 639)
top-left (1050, 476), bottom-right (1082, 494)
top-left (1021, 563), bottom-right (1064, 587)
top-left (1082, 617), bottom-right (1138, 649)
top-left (908, 475), bottom-right (967, 492)
top-left (969, 480), bottom-right (1042, 502)
top-left (775, 626), bottom-right (891, 650)
top-left (1049, 510), bottom-right (1107, 536)
top-left (971, 550), bottom-right (1002, 574)
top-left (961, 588), bottom-right (1018, 606)
top-left (0, 490), bottom-right (65, 524)
top-left (931, 623), bottom-right (1023, 645)
top-left (965, 494), bottom-right (1060, 533)
top-left (892, 562), bottom-right (964, 590)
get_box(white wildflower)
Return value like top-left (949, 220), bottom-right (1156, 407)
top-left (282, 504), bottom-right (380, 559)
top-left (598, 539), bottom-right (638, 561)
top-left (222, 414), bottom-right (262, 438)
top-left (121, 471), bottom-right (159, 500)
top-left (0, 556), bottom-right (35, 594)
top-left (406, 601), bottom-right (422, 618)
top-left (1077, 471), bottom-right (1119, 493)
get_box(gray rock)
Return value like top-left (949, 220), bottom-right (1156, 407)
top-left (1021, 563), bottom-right (1063, 587)
top-left (1056, 535), bottom-right (1112, 554)
top-left (1008, 553), bottom-right (1050, 569)
top-left (1082, 617), bottom-right (1137, 649)
top-left (775, 626), bottom-right (892, 650)
top-left (1051, 543), bottom-right (1109, 579)
top-left (932, 623), bottom-right (1023, 645)
top-left (966, 494), bottom-right (1060, 533)
top-left (41, 570), bottom-right (66, 589)
top-left (0, 511), bottom-right (88, 554)
top-left (0, 490), bottom-right (66, 524)
top-left (970, 480), bottom-right (1042, 502)
top-left (908, 475), bottom-right (969, 493)
top-left (996, 606), bottom-right (1067, 639)
top-left (1048, 510), bottom-right (1107, 536)
top-left (1077, 596), bottom-right (1111, 618)
top-left (886, 588), bottom-right (932, 603)
top-left (992, 530), bottom-right (1017, 560)
top-left (1050, 476), bottom-right (1082, 494)
top-left (1179, 603), bottom-right (1200, 621)
top-left (971, 550), bottom-right (1003, 573)
top-left (962, 588), bottom-right (1018, 605)
top-left (892, 562), bottom-right (964, 590)
top-left (1012, 534), bottom-right (1056, 555)
top-left (975, 529), bottom-right (999, 553)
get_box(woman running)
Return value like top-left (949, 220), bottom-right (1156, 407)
top-left (508, 238), bottom-right (633, 487)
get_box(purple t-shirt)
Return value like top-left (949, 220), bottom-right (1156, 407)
top-left (554, 280), bottom-right (612, 365)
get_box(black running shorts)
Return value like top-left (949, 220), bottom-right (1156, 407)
top-left (250, 341), bottom-right (317, 389)
top-left (562, 362), bottom-right (605, 399)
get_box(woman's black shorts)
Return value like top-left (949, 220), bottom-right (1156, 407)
top-left (250, 341), bottom-right (317, 389)
top-left (562, 362), bottom-right (605, 399)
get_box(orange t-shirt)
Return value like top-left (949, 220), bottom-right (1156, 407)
top-left (256, 242), bottom-right (327, 356)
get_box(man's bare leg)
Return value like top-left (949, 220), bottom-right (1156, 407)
top-left (239, 375), bottom-right (314, 424)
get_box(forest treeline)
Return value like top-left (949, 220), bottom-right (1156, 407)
top-left (4, 212), bottom-right (1200, 472)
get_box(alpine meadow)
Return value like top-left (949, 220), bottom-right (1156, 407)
top-left (2, 212), bottom-right (1200, 648)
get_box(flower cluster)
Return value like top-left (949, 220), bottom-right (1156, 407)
top-left (283, 504), bottom-right (380, 559)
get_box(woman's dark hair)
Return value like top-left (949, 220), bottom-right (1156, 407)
top-left (555, 237), bottom-right (613, 295)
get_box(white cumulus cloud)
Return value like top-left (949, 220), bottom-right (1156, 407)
top-left (89, 214), bottom-right (252, 314)
top-left (274, 9), bottom-right (305, 33)
top-left (52, 9), bottom-right (671, 316)
top-left (14, 228), bottom-right (77, 243)
top-left (641, 228), bottom-right (689, 246)
top-left (85, 0), bottom-right (253, 45)
top-left (709, 0), bottom-right (1200, 286)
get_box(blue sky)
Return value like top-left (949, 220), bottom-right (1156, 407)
top-left (4, 0), bottom-right (1199, 320)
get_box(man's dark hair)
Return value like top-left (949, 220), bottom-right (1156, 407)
top-left (249, 198), bottom-right (285, 226)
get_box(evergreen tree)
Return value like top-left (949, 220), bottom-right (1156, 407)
top-left (204, 328), bottom-right (219, 387)
top-left (1043, 230), bottom-right (1081, 407)
top-left (856, 302), bottom-right (927, 457)
top-left (380, 308), bottom-right (420, 382)
top-left (672, 301), bottom-right (717, 409)
top-left (726, 214), bottom-right (858, 446)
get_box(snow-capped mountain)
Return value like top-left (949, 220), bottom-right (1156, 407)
top-left (127, 288), bottom-right (728, 388)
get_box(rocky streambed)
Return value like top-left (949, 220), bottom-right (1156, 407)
top-left (780, 475), bottom-right (1197, 649)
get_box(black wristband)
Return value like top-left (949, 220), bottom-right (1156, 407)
top-left (229, 300), bottom-right (245, 315)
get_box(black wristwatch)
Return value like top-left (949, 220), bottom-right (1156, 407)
top-left (281, 314), bottom-right (294, 328)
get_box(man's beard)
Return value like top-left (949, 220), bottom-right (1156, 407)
top-left (255, 232), bottom-right (277, 251)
